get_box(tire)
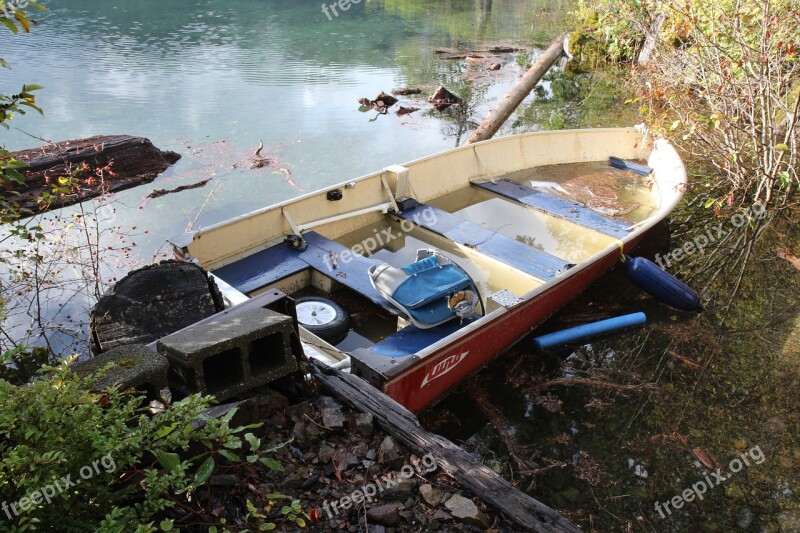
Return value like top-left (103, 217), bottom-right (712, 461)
top-left (294, 296), bottom-right (351, 344)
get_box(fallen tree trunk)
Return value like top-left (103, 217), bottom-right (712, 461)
top-left (467, 34), bottom-right (567, 144)
top-left (7, 135), bottom-right (180, 214)
top-left (309, 359), bottom-right (581, 533)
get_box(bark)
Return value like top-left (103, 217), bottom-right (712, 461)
top-left (7, 135), bottom-right (180, 214)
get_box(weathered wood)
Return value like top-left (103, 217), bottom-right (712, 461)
top-left (91, 260), bottom-right (224, 354)
top-left (309, 359), bottom-right (581, 533)
top-left (467, 34), bottom-right (567, 144)
top-left (8, 134), bottom-right (180, 213)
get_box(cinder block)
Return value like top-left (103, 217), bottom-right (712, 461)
top-left (156, 307), bottom-right (298, 401)
top-left (71, 344), bottom-right (169, 399)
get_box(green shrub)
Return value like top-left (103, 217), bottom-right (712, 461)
top-left (0, 362), bottom-right (287, 532)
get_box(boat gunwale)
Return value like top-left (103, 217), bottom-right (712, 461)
top-left (176, 127), bottom-right (658, 269)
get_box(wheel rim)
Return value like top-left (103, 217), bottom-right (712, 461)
top-left (296, 301), bottom-right (338, 326)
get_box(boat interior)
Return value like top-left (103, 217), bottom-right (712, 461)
top-left (204, 159), bottom-right (658, 364)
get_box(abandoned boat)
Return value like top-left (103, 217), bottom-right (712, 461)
top-left (169, 127), bottom-right (686, 412)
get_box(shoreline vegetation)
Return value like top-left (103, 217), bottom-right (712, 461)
top-left (1, 0), bottom-right (798, 531)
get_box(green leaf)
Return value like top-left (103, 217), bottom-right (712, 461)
top-left (260, 524), bottom-right (276, 531)
top-left (154, 450), bottom-right (181, 472)
top-left (223, 438), bottom-right (243, 450)
top-left (262, 436), bottom-right (294, 454)
top-left (160, 519), bottom-right (174, 531)
top-left (221, 407), bottom-right (238, 424)
top-left (280, 506), bottom-right (293, 515)
top-left (294, 517), bottom-right (306, 527)
top-left (218, 449), bottom-right (239, 463)
top-left (246, 454), bottom-right (259, 463)
top-left (0, 18), bottom-right (18, 33)
top-left (704, 198), bottom-right (716, 208)
top-left (259, 457), bottom-right (284, 472)
top-left (14, 11), bottom-right (30, 33)
top-left (194, 456), bottom-right (215, 486)
top-left (265, 492), bottom-right (290, 500)
top-left (22, 84), bottom-right (44, 92)
top-left (775, 143), bottom-right (790, 152)
top-left (245, 432), bottom-right (260, 452)
top-left (155, 422), bottom-right (178, 439)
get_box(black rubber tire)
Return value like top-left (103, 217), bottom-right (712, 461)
top-left (294, 296), bottom-right (351, 344)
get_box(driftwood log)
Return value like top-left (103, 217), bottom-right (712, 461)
top-left (7, 134), bottom-right (180, 213)
top-left (309, 359), bottom-right (581, 533)
top-left (90, 260), bottom-right (224, 355)
top-left (467, 34), bottom-right (566, 144)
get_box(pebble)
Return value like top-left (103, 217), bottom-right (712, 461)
top-left (366, 502), bottom-right (403, 526)
top-left (445, 494), bottom-right (490, 528)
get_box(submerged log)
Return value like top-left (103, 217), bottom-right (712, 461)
top-left (7, 135), bottom-right (181, 214)
top-left (90, 260), bottom-right (224, 355)
top-left (309, 359), bottom-right (581, 533)
top-left (467, 34), bottom-right (566, 144)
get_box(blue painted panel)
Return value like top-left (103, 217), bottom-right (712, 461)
top-left (474, 179), bottom-right (631, 239)
top-left (212, 240), bottom-right (308, 294)
top-left (369, 319), bottom-right (475, 358)
top-left (299, 232), bottom-right (399, 314)
top-left (396, 205), bottom-right (568, 280)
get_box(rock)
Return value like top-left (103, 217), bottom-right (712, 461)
top-left (209, 474), bottom-right (237, 487)
top-left (318, 396), bottom-right (346, 428)
top-left (382, 478), bottom-right (417, 500)
top-left (366, 502), bottom-right (403, 527)
top-left (445, 494), bottom-right (489, 528)
top-left (378, 436), bottom-right (403, 467)
top-left (369, 525), bottom-right (386, 533)
top-left (433, 509), bottom-right (452, 521)
top-left (736, 507), bottom-right (754, 529)
top-left (336, 452), bottom-right (359, 472)
top-left (777, 509), bottom-right (800, 532)
top-left (725, 484), bottom-right (745, 501)
top-left (318, 444), bottom-right (336, 464)
top-left (419, 484), bottom-right (445, 507)
top-left (281, 469), bottom-right (308, 489)
top-left (348, 413), bottom-right (374, 437)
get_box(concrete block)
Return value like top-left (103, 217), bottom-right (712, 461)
top-left (156, 307), bottom-right (298, 401)
top-left (71, 344), bottom-right (169, 399)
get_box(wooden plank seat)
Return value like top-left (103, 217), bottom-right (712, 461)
top-left (473, 179), bottom-right (632, 239)
top-left (393, 204), bottom-right (570, 281)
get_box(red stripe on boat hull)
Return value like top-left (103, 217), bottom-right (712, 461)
top-left (384, 239), bottom-right (641, 412)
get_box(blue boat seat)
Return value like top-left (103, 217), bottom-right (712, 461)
top-left (473, 179), bottom-right (632, 239)
top-left (393, 204), bottom-right (569, 280)
top-left (368, 251), bottom-right (480, 329)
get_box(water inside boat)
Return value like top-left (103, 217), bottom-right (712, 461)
top-left (211, 159), bottom-right (653, 355)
